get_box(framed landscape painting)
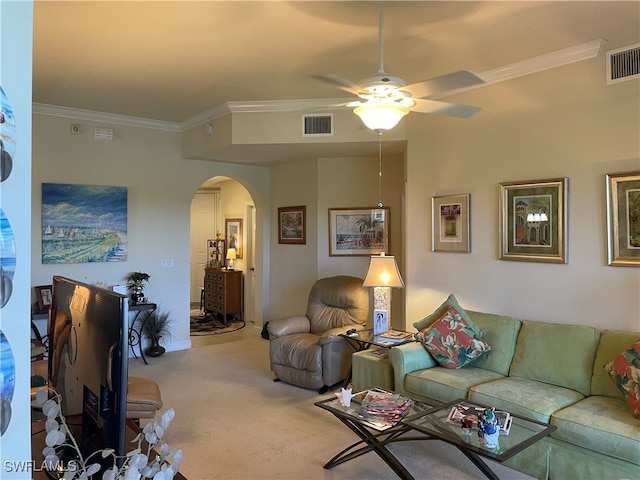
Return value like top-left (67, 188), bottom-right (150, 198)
top-left (432, 193), bottom-right (470, 253)
top-left (41, 183), bottom-right (128, 264)
top-left (328, 207), bottom-right (389, 256)
top-left (278, 206), bottom-right (306, 244)
top-left (606, 171), bottom-right (640, 266)
top-left (499, 178), bottom-right (568, 263)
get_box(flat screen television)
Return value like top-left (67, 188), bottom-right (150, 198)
top-left (47, 275), bottom-right (129, 462)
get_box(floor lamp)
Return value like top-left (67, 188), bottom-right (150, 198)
top-left (362, 253), bottom-right (404, 334)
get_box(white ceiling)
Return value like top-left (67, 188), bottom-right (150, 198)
top-left (32, 1), bottom-right (640, 128)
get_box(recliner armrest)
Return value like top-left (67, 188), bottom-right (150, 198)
top-left (318, 324), bottom-right (366, 346)
top-left (267, 315), bottom-right (310, 339)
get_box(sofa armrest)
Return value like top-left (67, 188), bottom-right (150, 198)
top-left (318, 324), bottom-right (366, 346)
top-left (267, 315), bottom-right (310, 339)
top-left (389, 342), bottom-right (437, 396)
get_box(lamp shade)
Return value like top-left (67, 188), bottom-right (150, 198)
top-left (362, 253), bottom-right (404, 288)
top-left (226, 248), bottom-right (237, 260)
top-left (353, 102), bottom-right (409, 132)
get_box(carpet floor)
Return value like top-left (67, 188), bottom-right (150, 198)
top-left (129, 328), bottom-right (535, 480)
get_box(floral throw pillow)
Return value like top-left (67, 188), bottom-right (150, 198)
top-left (415, 306), bottom-right (491, 369)
top-left (604, 339), bottom-right (640, 418)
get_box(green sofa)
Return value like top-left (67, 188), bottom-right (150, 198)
top-left (389, 310), bottom-right (640, 480)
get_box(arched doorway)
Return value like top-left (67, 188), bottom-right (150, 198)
top-left (189, 176), bottom-right (256, 329)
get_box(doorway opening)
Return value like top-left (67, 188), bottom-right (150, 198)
top-left (189, 176), bottom-right (256, 344)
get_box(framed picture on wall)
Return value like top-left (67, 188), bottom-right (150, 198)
top-left (432, 193), bottom-right (470, 253)
top-left (278, 206), bottom-right (306, 244)
top-left (499, 178), bottom-right (568, 263)
top-left (35, 285), bottom-right (53, 312)
top-left (328, 207), bottom-right (389, 256)
top-left (225, 218), bottom-right (243, 259)
top-left (606, 171), bottom-right (640, 266)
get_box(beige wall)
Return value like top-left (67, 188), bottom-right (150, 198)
top-left (405, 63), bottom-right (640, 331)
top-left (31, 114), bottom-right (271, 351)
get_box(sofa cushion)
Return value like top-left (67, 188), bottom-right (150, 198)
top-left (603, 337), bottom-right (640, 418)
top-left (415, 306), bottom-right (491, 369)
top-left (551, 396), bottom-right (640, 465)
top-left (509, 320), bottom-right (600, 396)
top-left (592, 330), bottom-right (640, 399)
top-left (405, 366), bottom-right (505, 405)
top-left (466, 311), bottom-right (522, 376)
top-left (413, 293), bottom-right (483, 337)
top-left (469, 377), bottom-right (585, 423)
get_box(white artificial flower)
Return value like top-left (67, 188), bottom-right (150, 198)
top-left (45, 429), bottom-right (66, 447)
top-left (101, 467), bottom-right (117, 480)
top-left (45, 418), bottom-right (59, 433)
top-left (43, 399), bottom-right (60, 418)
top-left (36, 388), bottom-right (49, 403)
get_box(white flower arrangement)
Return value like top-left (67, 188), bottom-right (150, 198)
top-left (36, 388), bottom-right (183, 480)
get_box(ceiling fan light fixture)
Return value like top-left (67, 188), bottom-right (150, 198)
top-left (354, 101), bottom-right (409, 132)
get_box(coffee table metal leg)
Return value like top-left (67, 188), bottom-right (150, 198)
top-left (457, 446), bottom-right (500, 480)
top-left (323, 415), bottom-right (415, 480)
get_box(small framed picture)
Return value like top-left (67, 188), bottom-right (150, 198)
top-left (499, 178), bottom-right (568, 263)
top-left (373, 310), bottom-right (388, 335)
top-left (606, 171), bottom-right (640, 266)
top-left (328, 207), bottom-right (390, 256)
top-left (278, 206), bottom-right (306, 244)
top-left (432, 194), bottom-right (470, 253)
top-left (225, 218), bottom-right (243, 259)
top-left (35, 285), bottom-right (53, 312)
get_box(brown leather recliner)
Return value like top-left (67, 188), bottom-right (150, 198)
top-left (267, 276), bottom-right (370, 393)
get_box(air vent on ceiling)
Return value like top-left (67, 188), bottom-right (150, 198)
top-left (606, 44), bottom-right (640, 85)
top-left (302, 114), bottom-right (333, 137)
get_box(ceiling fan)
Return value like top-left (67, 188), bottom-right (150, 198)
top-left (315, 1), bottom-right (485, 132)
top-left (312, 1), bottom-right (605, 133)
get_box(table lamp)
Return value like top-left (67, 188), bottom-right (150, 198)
top-left (362, 253), bottom-right (404, 334)
top-left (226, 248), bottom-right (236, 270)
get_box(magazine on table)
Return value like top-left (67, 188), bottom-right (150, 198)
top-left (355, 388), bottom-right (414, 430)
top-left (446, 403), bottom-right (512, 435)
top-left (378, 329), bottom-right (412, 340)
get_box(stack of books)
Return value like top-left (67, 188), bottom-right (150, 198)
top-left (356, 389), bottom-right (414, 429)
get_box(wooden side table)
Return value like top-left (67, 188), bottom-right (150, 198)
top-left (203, 268), bottom-right (243, 324)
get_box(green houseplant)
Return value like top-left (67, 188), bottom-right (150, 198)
top-left (142, 309), bottom-right (173, 357)
top-left (126, 271), bottom-right (150, 305)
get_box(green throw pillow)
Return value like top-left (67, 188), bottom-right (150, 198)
top-left (413, 293), bottom-right (484, 337)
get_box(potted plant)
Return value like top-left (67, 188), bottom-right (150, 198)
top-left (142, 309), bottom-right (173, 357)
top-left (126, 271), bottom-right (150, 305)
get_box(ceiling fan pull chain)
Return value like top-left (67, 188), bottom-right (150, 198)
top-left (377, 132), bottom-right (383, 208)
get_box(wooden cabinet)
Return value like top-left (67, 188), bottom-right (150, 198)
top-left (203, 268), bottom-right (243, 322)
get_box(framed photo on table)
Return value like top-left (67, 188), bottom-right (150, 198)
top-left (35, 285), bottom-right (53, 312)
top-left (499, 178), bottom-right (568, 263)
top-left (328, 207), bottom-right (389, 256)
top-left (225, 218), bottom-right (243, 259)
top-left (432, 194), bottom-right (470, 253)
top-left (278, 206), bottom-right (306, 244)
top-left (606, 171), bottom-right (640, 266)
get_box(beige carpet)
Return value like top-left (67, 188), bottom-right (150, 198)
top-left (129, 327), bottom-right (536, 480)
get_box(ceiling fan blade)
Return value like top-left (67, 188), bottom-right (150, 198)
top-left (313, 73), bottom-right (363, 96)
top-left (411, 98), bottom-right (481, 118)
top-left (403, 70), bottom-right (485, 99)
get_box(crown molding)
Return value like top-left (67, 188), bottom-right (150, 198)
top-left (32, 103), bottom-right (181, 132)
top-left (227, 98), bottom-right (350, 113)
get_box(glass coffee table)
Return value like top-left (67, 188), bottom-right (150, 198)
top-left (402, 398), bottom-right (557, 480)
top-left (315, 388), bottom-right (433, 479)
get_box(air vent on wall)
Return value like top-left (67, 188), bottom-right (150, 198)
top-left (607, 44), bottom-right (640, 84)
top-left (302, 114), bottom-right (333, 136)
top-left (94, 127), bottom-right (113, 141)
